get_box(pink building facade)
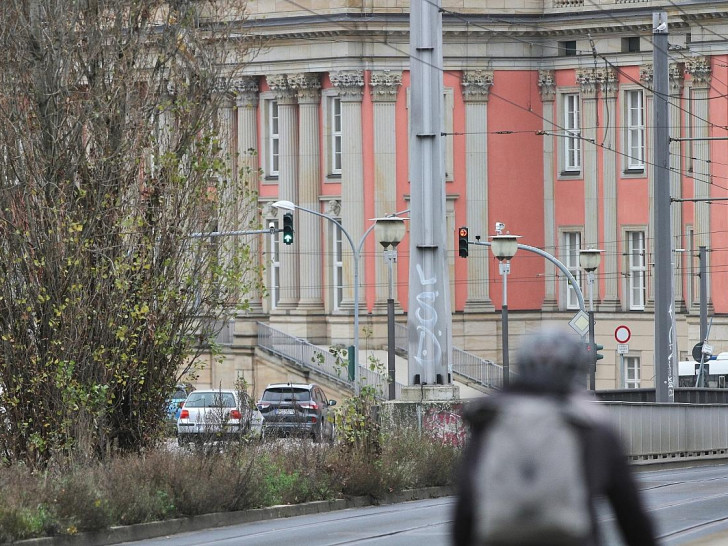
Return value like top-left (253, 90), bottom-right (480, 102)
top-left (207, 1), bottom-right (728, 393)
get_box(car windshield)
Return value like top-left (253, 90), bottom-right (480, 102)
top-left (261, 388), bottom-right (311, 403)
top-left (184, 392), bottom-right (235, 408)
top-left (170, 388), bottom-right (187, 400)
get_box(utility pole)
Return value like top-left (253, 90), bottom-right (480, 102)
top-left (407, 0), bottom-right (452, 388)
top-left (653, 11), bottom-right (675, 402)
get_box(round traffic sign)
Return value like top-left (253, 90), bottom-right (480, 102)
top-left (614, 325), bottom-right (631, 343)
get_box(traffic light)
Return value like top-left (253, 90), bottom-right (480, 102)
top-left (458, 226), bottom-right (469, 258)
top-left (282, 212), bottom-right (294, 245)
top-left (585, 342), bottom-right (604, 368)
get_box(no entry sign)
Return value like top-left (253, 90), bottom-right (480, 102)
top-left (614, 325), bottom-right (631, 344)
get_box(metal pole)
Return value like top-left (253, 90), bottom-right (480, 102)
top-left (588, 271), bottom-right (596, 390)
top-left (408, 0), bottom-right (451, 386)
top-left (697, 246), bottom-right (708, 388)
top-left (653, 11), bottom-right (674, 402)
top-left (699, 246), bottom-right (707, 343)
top-left (501, 261), bottom-right (510, 388)
top-left (387, 252), bottom-right (396, 400)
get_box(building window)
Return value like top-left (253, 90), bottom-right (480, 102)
top-left (330, 97), bottom-right (342, 175)
top-left (622, 37), bottom-right (640, 53)
top-left (559, 40), bottom-right (577, 57)
top-left (269, 219), bottom-right (280, 308)
top-left (267, 100), bottom-right (279, 177)
top-left (331, 220), bottom-right (343, 310)
top-left (563, 231), bottom-right (582, 310)
top-left (563, 94), bottom-right (581, 173)
top-left (624, 356), bottom-right (641, 388)
top-left (625, 90), bottom-right (645, 171)
top-left (627, 230), bottom-right (646, 310)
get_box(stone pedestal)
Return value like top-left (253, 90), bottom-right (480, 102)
top-left (399, 384), bottom-right (461, 402)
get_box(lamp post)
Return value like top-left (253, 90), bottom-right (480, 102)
top-left (375, 217), bottom-right (407, 400)
top-left (579, 248), bottom-right (602, 390)
top-left (490, 224), bottom-right (520, 388)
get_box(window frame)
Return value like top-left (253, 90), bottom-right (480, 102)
top-left (561, 230), bottom-right (583, 310)
top-left (331, 219), bottom-right (343, 310)
top-left (626, 230), bottom-right (646, 311)
top-left (330, 96), bottom-right (342, 176)
top-left (269, 219), bottom-right (280, 309)
top-left (625, 89), bottom-right (645, 172)
top-left (259, 93), bottom-right (279, 181)
top-left (624, 356), bottom-right (641, 388)
top-left (562, 92), bottom-right (582, 174)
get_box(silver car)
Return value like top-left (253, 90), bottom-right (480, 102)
top-left (177, 389), bottom-right (262, 446)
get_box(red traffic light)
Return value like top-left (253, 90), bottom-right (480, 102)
top-left (458, 227), bottom-right (468, 238)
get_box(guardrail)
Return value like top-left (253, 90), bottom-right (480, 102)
top-left (601, 402), bottom-right (728, 462)
top-left (257, 322), bottom-right (404, 399)
top-left (395, 323), bottom-right (503, 389)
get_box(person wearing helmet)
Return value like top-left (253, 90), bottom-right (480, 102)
top-left (452, 328), bottom-right (657, 546)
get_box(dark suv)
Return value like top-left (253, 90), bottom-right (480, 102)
top-left (257, 383), bottom-right (336, 441)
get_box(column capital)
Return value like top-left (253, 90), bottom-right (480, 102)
top-left (669, 62), bottom-right (685, 96)
top-left (462, 69), bottom-right (494, 102)
top-left (639, 64), bottom-right (654, 91)
top-left (686, 56), bottom-right (711, 88)
top-left (289, 72), bottom-right (321, 104)
top-left (598, 68), bottom-right (618, 98)
top-left (369, 70), bottom-right (402, 102)
top-left (331, 70), bottom-right (364, 101)
top-left (232, 76), bottom-right (259, 107)
top-left (576, 69), bottom-right (598, 98)
top-left (266, 74), bottom-right (297, 105)
top-left (538, 70), bottom-right (556, 102)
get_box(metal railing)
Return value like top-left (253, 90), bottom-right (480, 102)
top-left (257, 322), bottom-right (404, 399)
top-left (602, 402), bottom-right (728, 462)
top-left (395, 323), bottom-right (503, 389)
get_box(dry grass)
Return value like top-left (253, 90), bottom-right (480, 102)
top-left (0, 431), bottom-right (460, 542)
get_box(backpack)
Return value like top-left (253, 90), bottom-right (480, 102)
top-left (473, 395), bottom-right (592, 546)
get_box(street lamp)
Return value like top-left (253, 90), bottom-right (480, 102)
top-left (375, 217), bottom-right (407, 400)
top-left (490, 224), bottom-right (520, 388)
top-left (579, 248), bottom-right (603, 390)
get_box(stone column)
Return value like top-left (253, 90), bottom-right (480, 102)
top-left (234, 77), bottom-right (263, 313)
top-left (215, 91), bottom-right (237, 280)
top-left (538, 70), bottom-right (558, 311)
top-left (670, 64), bottom-right (686, 312)
top-left (267, 74), bottom-right (299, 310)
top-left (641, 65), bottom-right (656, 309)
top-left (686, 57), bottom-right (712, 312)
top-left (331, 70), bottom-right (365, 311)
top-left (370, 70), bottom-right (403, 311)
top-left (290, 73), bottom-right (324, 313)
top-left (599, 69), bottom-right (620, 311)
top-left (462, 70), bottom-right (495, 312)
top-left (577, 70), bottom-right (600, 261)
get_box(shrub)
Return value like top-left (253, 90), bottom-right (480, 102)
top-left (0, 425), bottom-right (460, 541)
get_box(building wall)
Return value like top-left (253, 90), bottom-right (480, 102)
top-left (190, 2), bottom-right (728, 393)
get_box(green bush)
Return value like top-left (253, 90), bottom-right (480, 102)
top-left (0, 427), bottom-right (460, 542)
